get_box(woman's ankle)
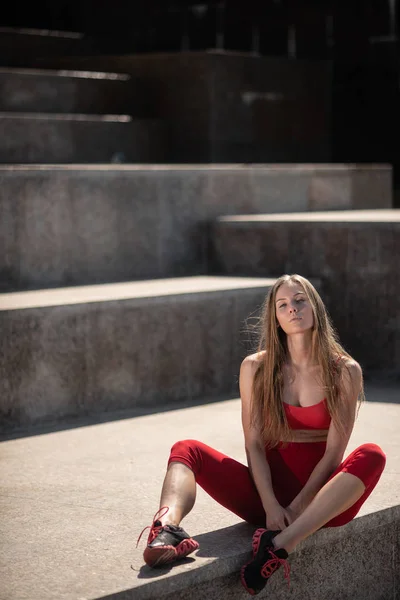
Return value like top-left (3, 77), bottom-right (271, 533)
top-left (163, 520), bottom-right (181, 527)
top-left (271, 532), bottom-right (292, 554)
top-left (158, 507), bottom-right (181, 527)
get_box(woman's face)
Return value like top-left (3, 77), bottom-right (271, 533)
top-left (275, 281), bottom-right (314, 334)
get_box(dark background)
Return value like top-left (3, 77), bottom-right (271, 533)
top-left (2, 0), bottom-right (399, 203)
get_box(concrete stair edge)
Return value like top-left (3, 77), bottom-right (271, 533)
top-left (0, 66), bottom-right (129, 78)
top-left (0, 165), bottom-right (393, 293)
top-left (0, 115), bottom-right (166, 164)
top-left (133, 505), bottom-right (400, 600)
top-left (215, 208), bottom-right (400, 223)
top-left (209, 212), bottom-right (400, 376)
top-left (0, 67), bottom-right (152, 120)
top-left (0, 275), bottom-right (277, 311)
top-left (0, 276), bottom-right (278, 431)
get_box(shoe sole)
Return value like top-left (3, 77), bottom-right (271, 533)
top-left (144, 538), bottom-right (199, 568)
top-left (252, 528), bottom-right (269, 557)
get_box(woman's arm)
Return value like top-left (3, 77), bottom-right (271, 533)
top-left (287, 359), bottom-right (362, 517)
top-left (240, 357), bottom-right (291, 529)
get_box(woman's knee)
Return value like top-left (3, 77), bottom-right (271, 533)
top-left (168, 439), bottom-right (203, 474)
top-left (170, 439), bottom-right (201, 455)
top-left (353, 442), bottom-right (387, 477)
top-left (363, 443), bottom-right (386, 466)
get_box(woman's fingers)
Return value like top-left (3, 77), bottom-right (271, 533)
top-left (266, 504), bottom-right (294, 530)
top-left (283, 508), bottom-right (293, 526)
top-left (268, 511), bottom-right (292, 530)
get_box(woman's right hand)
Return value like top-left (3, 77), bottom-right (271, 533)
top-left (266, 503), bottom-right (292, 531)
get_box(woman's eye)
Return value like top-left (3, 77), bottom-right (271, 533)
top-left (296, 298), bottom-right (304, 303)
top-left (279, 303), bottom-right (286, 308)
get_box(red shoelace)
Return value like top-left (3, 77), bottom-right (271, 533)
top-left (136, 506), bottom-right (170, 547)
top-left (260, 550), bottom-right (291, 588)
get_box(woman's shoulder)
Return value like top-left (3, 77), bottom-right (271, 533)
top-left (244, 350), bottom-right (265, 363)
top-left (242, 351), bottom-right (265, 367)
top-left (241, 351), bottom-right (265, 379)
top-left (334, 354), bottom-right (362, 376)
top-left (334, 355), bottom-right (363, 399)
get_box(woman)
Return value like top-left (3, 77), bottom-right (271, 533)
top-left (137, 274), bottom-right (386, 595)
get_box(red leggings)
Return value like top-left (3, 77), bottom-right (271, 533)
top-left (168, 439), bottom-right (386, 527)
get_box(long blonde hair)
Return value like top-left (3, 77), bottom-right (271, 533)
top-left (249, 274), bottom-right (364, 446)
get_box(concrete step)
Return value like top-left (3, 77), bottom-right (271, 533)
top-left (32, 51), bottom-right (334, 163)
top-left (0, 68), bottom-right (149, 115)
top-left (0, 27), bottom-right (94, 67)
top-left (210, 209), bottom-right (400, 377)
top-left (0, 164), bottom-right (392, 292)
top-left (0, 112), bottom-right (165, 163)
top-left (0, 275), bottom-right (275, 431)
top-left (1, 388), bottom-right (399, 599)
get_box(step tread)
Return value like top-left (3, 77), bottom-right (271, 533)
top-left (217, 209), bottom-right (400, 223)
top-left (0, 275), bottom-right (276, 311)
top-left (0, 112), bottom-right (133, 121)
top-left (1, 391), bottom-right (399, 600)
top-left (0, 163), bottom-right (392, 172)
top-left (0, 66), bottom-right (129, 80)
top-left (0, 26), bottom-right (83, 39)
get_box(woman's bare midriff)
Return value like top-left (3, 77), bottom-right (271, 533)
top-left (280, 429), bottom-right (329, 443)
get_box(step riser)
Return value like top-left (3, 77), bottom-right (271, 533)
top-left (0, 71), bottom-right (149, 115)
top-left (0, 166), bottom-right (392, 292)
top-left (0, 117), bottom-right (165, 163)
top-left (0, 287), bottom-right (268, 431)
top-left (211, 220), bottom-right (400, 376)
top-left (0, 30), bottom-right (93, 67)
top-left (156, 515), bottom-right (400, 600)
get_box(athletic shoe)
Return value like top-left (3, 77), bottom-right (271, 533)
top-left (137, 506), bottom-right (199, 568)
top-left (240, 528), bottom-right (290, 595)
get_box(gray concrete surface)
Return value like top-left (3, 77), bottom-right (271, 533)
top-left (0, 68), bottom-right (148, 116)
top-left (0, 164), bottom-right (392, 292)
top-left (0, 115), bottom-right (165, 163)
top-left (211, 209), bottom-right (400, 378)
top-left (34, 52), bottom-right (332, 164)
top-left (0, 276), bottom-right (275, 430)
top-left (0, 383), bottom-right (399, 600)
top-left (0, 28), bottom-right (93, 68)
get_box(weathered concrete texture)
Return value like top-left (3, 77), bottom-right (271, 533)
top-left (158, 519), bottom-right (400, 600)
top-left (0, 115), bottom-right (165, 163)
top-left (34, 51), bottom-right (332, 164)
top-left (0, 165), bottom-right (391, 292)
top-left (210, 210), bottom-right (400, 377)
top-left (0, 391), bottom-right (398, 600)
top-left (0, 27), bottom-right (94, 67)
top-left (0, 68), bottom-right (149, 116)
top-left (0, 276), bottom-right (274, 430)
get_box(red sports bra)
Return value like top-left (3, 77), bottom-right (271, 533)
top-left (282, 355), bottom-right (344, 430)
top-left (283, 398), bottom-right (331, 430)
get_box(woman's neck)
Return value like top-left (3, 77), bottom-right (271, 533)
top-left (286, 333), bottom-right (315, 369)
